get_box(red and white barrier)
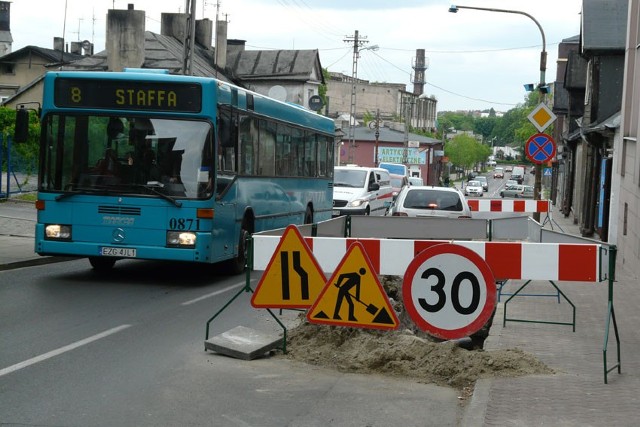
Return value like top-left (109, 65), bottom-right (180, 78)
top-left (467, 199), bottom-right (551, 213)
top-left (252, 236), bottom-right (600, 282)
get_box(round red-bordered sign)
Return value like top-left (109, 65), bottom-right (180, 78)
top-left (402, 243), bottom-right (496, 340)
top-left (525, 133), bottom-right (556, 164)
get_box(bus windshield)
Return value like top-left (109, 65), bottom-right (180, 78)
top-left (40, 115), bottom-right (213, 200)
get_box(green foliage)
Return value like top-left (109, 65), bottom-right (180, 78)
top-left (362, 110), bottom-right (374, 127)
top-left (444, 134), bottom-right (490, 171)
top-left (0, 107), bottom-right (40, 174)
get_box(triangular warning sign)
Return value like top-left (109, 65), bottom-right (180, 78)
top-left (251, 225), bottom-right (326, 309)
top-left (307, 241), bottom-right (399, 330)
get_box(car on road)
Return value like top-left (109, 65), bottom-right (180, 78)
top-left (505, 179), bottom-right (518, 187)
top-left (387, 186), bottom-right (472, 218)
top-left (408, 176), bottom-right (424, 186)
top-left (500, 184), bottom-right (534, 198)
top-left (493, 167), bottom-right (504, 179)
top-left (475, 175), bottom-right (489, 191)
top-left (465, 180), bottom-right (484, 197)
top-left (389, 173), bottom-right (409, 200)
top-left (500, 184), bottom-right (523, 198)
top-left (505, 166), bottom-right (513, 172)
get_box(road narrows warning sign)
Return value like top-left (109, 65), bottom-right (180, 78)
top-left (251, 225), bottom-right (327, 309)
top-left (307, 241), bottom-right (399, 330)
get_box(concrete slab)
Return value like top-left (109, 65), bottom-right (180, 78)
top-left (204, 325), bottom-right (283, 360)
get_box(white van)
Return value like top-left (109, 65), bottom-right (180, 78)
top-left (511, 166), bottom-right (525, 184)
top-left (332, 166), bottom-right (394, 216)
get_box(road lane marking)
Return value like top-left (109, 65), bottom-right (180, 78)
top-left (181, 282), bottom-right (246, 306)
top-left (0, 324), bottom-right (132, 378)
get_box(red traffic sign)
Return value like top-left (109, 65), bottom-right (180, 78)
top-left (525, 133), bottom-right (556, 164)
top-left (402, 243), bottom-right (496, 340)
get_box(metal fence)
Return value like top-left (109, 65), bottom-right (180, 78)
top-left (1, 135), bottom-right (38, 198)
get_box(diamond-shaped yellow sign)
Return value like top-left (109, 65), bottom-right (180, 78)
top-left (528, 102), bottom-right (557, 132)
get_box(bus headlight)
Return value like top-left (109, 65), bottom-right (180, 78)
top-left (167, 231), bottom-right (196, 247)
top-left (45, 224), bottom-right (72, 240)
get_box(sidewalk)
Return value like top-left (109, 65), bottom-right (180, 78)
top-left (1, 197), bottom-right (639, 425)
top-left (464, 207), bottom-right (640, 426)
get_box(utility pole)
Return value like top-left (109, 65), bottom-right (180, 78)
top-left (182, 0), bottom-right (197, 76)
top-left (344, 30), bottom-right (368, 165)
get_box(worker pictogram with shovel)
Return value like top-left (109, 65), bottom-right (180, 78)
top-left (306, 241), bottom-right (399, 330)
top-left (333, 268), bottom-right (377, 321)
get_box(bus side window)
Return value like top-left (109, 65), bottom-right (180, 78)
top-left (217, 107), bottom-right (236, 173)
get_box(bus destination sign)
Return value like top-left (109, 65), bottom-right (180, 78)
top-left (54, 78), bottom-right (202, 112)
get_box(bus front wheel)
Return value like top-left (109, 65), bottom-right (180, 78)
top-left (89, 257), bottom-right (116, 272)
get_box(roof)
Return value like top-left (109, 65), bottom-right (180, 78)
top-left (582, 0), bottom-right (628, 53)
top-left (350, 126), bottom-right (441, 145)
top-left (227, 49), bottom-right (324, 83)
top-left (59, 31), bottom-right (235, 83)
top-left (0, 45), bottom-right (83, 65)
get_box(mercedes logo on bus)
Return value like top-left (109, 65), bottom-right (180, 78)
top-left (112, 228), bottom-right (126, 242)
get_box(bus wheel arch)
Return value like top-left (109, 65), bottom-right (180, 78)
top-left (226, 210), bottom-right (254, 275)
top-left (304, 204), bottom-right (314, 224)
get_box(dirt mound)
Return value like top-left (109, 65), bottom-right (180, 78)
top-left (277, 276), bottom-right (553, 390)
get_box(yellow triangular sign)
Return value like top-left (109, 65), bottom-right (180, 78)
top-left (307, 241), bottom-right (399, 330)
top-left (251, 225), bottom-right (327, 309)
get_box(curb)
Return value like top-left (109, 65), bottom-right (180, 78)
top-left (0, 256), bottom-right (79, 271)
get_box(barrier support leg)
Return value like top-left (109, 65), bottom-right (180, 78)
top-left (204, 235), bottom-right (288, 354)
top-left (503, 280), bottom-right (575, 331)
top-left (603, 246), bottom-right (621, 384)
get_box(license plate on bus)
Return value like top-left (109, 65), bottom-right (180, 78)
top-left (100, 247), bottom-right (137, 258)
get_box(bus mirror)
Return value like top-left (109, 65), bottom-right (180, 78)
top-left (14, 106), bottom-right (29, 143)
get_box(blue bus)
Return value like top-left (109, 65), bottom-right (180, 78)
top-left (31, 70), bottom-right (335, 272)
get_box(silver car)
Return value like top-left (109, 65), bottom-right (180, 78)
top-left (387, 186), bottom-right (472, 218)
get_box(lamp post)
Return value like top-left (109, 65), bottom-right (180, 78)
top-left (449, 4), bottom-right (547, 221)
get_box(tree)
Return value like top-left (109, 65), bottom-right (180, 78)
top-left (444, 134), bottom-right (490, 173)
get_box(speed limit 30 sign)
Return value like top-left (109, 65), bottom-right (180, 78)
top-left (402, 243), bottom-right (497, 340)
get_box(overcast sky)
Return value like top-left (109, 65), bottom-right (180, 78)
top-left (10, 0), bottom-right (583, 112)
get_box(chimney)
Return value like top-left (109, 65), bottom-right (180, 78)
top-left (161, 13), bottom-right (188, 41)
top-left (412, 49), bottom-right (427, 96)
top-left (195, 18), bottom-right (212, 50)
top-left (53, 37), bottom-right (64, 52)
top-left (70, 41), bottom-right (82, 55)
top-left (106, 5), bottom-right (145, 71)
top-left (215, 20), bottom-right (228, 68)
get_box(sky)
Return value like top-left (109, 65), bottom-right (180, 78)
top-left (9, 0), bottom-right (583, 112)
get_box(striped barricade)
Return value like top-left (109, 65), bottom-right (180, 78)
top-left (467, 199), bottom-right (551, 213)
top-left (252, 236), bottom-right (603, 282)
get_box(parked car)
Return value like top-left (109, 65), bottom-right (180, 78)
top-left (387, 186), bottom-right (472, 218)
top-left (493, 167), bottom-right (504, 179)
top-left (475, 175), bottom-right (489, 191)
top-left (465, 180), bottom-right (484, 197)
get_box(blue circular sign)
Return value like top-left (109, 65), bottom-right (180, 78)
top-left (526, 133), bottom-right (556, 164)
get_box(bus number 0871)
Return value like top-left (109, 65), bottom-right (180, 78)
top-left (169, 218), bottom-right (201, 231)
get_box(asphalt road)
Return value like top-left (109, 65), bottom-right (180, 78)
top-left (0, 258), bottom-right (464, 427)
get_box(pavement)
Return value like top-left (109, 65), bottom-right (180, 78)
top-left (1, 195), bottom-right (639, 425)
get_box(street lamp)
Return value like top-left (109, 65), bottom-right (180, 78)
top-left (448, 4), bottom-right (547, 221)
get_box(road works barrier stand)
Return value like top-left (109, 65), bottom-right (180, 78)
top-left (205, 208), bottom-right (620, 383)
